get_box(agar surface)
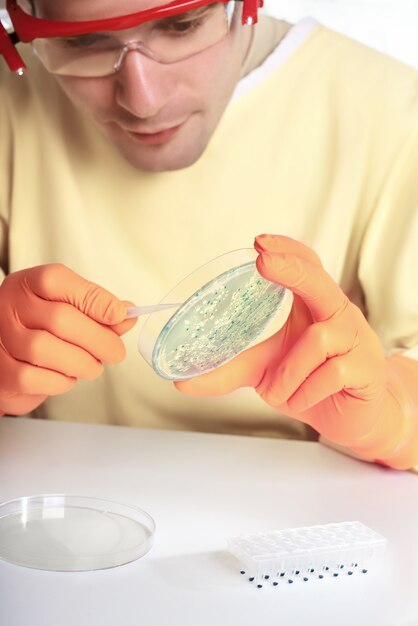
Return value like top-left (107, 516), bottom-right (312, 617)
top-left (152, 262), bottom-right (285, 380)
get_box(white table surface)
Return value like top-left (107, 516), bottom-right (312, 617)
top-left (0, 416), bottom-right (417, 626)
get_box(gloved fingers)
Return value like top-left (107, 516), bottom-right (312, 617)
top-left (0, 391), bottom-right (47, 415)
top-left (285, 351), bottom-right (378, 414)
top-left (0, 345), bottom-right (76, 396)
top-left (258, 315), bottom-right (358, 405)
top-left (17, 300), bottom-right (126, 364)
top-left (24, 264), bottom-right (127, 325)
top-left (111, 301), bottom-right (138, 336)
top-left (112, 317), bottom-right (137, 336)
top-left (174, 336), bottom-right (275, 396)
top-left (255, 234), bottom-right (322, 267)
top-left (255, 243), bottom-right (348, 324)
top-left (1, 327), bottom-right (104, 381)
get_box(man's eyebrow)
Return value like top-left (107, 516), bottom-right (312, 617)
top-left (157, 4), bottom-right (218, 22)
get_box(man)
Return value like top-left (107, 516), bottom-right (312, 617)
top-left (0, 0), bottom-right (417, 469)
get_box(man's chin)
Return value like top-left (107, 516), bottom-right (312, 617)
top-left (104, 119), bottom-right (208, 172)
top-left (113, 137), bottom-right (207, 172)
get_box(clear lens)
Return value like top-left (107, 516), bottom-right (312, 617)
top-left (32, 3), bottom-right (230, 77)
top-left (33, 38), bottom-right (122, 76)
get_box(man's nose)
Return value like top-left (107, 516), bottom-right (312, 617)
top-left (115, 49), bottom-right (175, 119)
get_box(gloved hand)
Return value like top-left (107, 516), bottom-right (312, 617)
top-left (176, 235), bottom-right (418, 470)
top-left (0, 264), bottom-right (137, 415)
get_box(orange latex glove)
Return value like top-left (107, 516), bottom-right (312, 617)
top-left (177, 235), bottom-right (418, 470)
top-left (0, 264), bottom-right (136, 415)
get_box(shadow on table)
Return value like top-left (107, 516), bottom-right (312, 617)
top-left (146, 550), bottom-right (243, 589)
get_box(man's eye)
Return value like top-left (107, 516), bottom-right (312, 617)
top-left (156, 17), bottom-right (205, 36)
top-left (156, 6), bottom-right (215, 36)
top-left (168, 18), bottom-right (204, 34)
top-left (58, 34), bottom-right (108, 49)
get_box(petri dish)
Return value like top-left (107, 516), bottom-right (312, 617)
top-left (0, 494), bottom-right (155, 571)
top-left (138, 248), bottom-right (293, 380)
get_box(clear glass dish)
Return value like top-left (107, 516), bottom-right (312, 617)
top-left (138, 248), bottom-right (293, 380)
top-left (0, 494), bottom-right (155, 572)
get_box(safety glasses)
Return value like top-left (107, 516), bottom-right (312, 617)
top-left (1, 0), bottom-right (263, 76)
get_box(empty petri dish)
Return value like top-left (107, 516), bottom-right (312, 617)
top-left (0, 494), bottom-right (155, 571)
top-left (138, 248), bottom-right (293, 380)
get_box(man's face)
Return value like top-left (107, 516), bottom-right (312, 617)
top-left (35, 1), bottom-right (252, 172)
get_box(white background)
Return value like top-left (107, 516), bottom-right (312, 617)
top-left (263, 0), bottom-right (418, 68)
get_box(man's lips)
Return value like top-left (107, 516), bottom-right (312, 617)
top-left (126, 123), bottom-right (184, 145)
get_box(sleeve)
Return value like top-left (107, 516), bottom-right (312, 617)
top-left (358, 120), bottom-right (418, 362)
top-left (324, 89), bottom-right (418, 472)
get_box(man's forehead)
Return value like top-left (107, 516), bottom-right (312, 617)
top-left (34, 0), bottom-right (193, 21)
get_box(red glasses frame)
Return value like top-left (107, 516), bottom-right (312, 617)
top-left (1, 0), bottom-right (263, 74)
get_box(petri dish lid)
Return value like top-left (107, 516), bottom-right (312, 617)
top-left (138, 248), bottom-right (293, 381)
top-left (0, 494), bottom-right (155, 572)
